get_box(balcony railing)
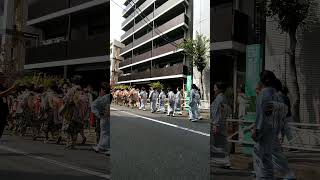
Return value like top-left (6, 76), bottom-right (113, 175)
top-left (151, 63), bottom-right (187, 78)
top-left (25, 42), bottom-right (68, 64)
top-left (153, 38), bottom-right (183, 57)
top-left (154, 0), bottom-right (187, 18)
top-left (132, 51), bottom-right (152, 64)
top-left (25, 34), bottom-right (108, 65)
top-left (132, 70), bottom-right (151, 80)
top-left (122, 0), bottom-right (155, 28)
top-left (28, 0), bottom-right (68, 20)
top-left (119, 74), bottom-right (132, 82)
top-left (121, 13), bottom-right (187, 54)
top-left (122, 0), bottom-right (137, 15)
top-left (121, 0), bottom-right (187, 41)
top-left (121, 42), bottom-right (134, 54)
top-left (120, 58), bottom-right (132, 67)
top-left (133, 31), bottom-right (153, 47)
top-left (156, 13), bottom-right (188, 36)
top-left (211, 8), bottom-right (248, 44)
top-left (118, 64), bottom-right (187, 82)
top-left (68, 34), bottom-right (108, 59)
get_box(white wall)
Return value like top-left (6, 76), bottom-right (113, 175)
top-left (192, 0), bottom-right (210, 106)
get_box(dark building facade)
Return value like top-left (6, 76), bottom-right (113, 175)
top-left (24, 0), bottom-right (110, 85)
top-left (118, 0), bottom-right (191, 89)
top-left (210, 0), bottom-right (265, 111)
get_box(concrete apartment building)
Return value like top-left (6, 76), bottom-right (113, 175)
top-left (210, 0), bottom-right (265, 111)
top-left (24, 0), bottom-right (110, 84)
top-left (117, 0), bottom-right (191, 89)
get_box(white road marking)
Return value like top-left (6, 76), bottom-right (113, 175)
top-left (0, 145), bottom-right (111, 179)
top-left (111, 107), bottom-right (210, 137)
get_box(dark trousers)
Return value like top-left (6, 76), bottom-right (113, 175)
top-left (0, 123), bottom-right (6, 139)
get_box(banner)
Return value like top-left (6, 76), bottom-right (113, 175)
top-left (185, 75), bottom-right (192, 111)
top-left (245, 44), bottom-right (263, 97)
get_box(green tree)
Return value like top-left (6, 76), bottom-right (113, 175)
top-left (149, 81), bottom-right (164, 90)
top-left (266, 0), bottom-right (311, 122)
top-left (178, 32), bottom-right (210, 99)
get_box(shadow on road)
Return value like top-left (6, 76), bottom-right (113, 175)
top-left (0, 170), bottom-right (108, 180)
top-left (0, 152), bottom-right (63, 158)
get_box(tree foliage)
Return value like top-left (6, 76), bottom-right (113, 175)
top-left (266, 0), bottom-right (311, 32)
top-left (178, 32), bottom-right (210, 73)
top-left (149, 81), bottom-right (164, 90)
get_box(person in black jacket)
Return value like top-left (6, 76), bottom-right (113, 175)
top-left (0, 86), bottom-right (10, 139)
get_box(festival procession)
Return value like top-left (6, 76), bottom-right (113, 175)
top-left (111, 82), bottom-right (203, 121)
top-left (0, 73), bottom-right (110, 155)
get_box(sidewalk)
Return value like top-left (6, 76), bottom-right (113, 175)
top-left (211, 150), bottom-right (320, 180)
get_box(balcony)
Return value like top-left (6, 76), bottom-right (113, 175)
top-left (121, 42), bottom-right (134, 54)
top-left (120, 58), bottom-right (132, 67)
top-left (25, 42), bottom-right (68, 64)
top-left (25, 34), bottom-right (108, 65)
top-left (151, 63), bottom-right (187, 78)
top-left (133, 31), bottom-right (153, 47)
top-left (153, 38), bottom-right (183, 57)
top-left (122, 0), bottom-right (155, 29)
top-left (154, 0), bottom-right (188, 18)
top-left (121, 0), bottom-right (188, 42)
top-left (132, 51), bottom-right (152, 64)
top-left (28, 0), bottom-right (68, 20)
top-left (118, 74), bottom-right (132, 82)
top-left (68, 34), bottom-right (108, 59)
top-left (211, 8), bottom-right (248, 44)
top-left (122, 0), bottom-right (137, 16)
top-left (119, 70), bottom-right (151, 81)
top-left (121, 13), bottom-right (188, 54)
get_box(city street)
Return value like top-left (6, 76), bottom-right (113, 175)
top-left (111, 104), bottom-right (210, 180)
top-left (0, 132), bottom-right (110, 180)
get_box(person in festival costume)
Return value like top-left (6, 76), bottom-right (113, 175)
top-left (166, 87), bottom-right (175, 116)
top-left (173, 87), bottom-right (183, 116)
top-left (150, 87), bottom-right (159, 113)
top-left (60, 77), bottom-right (83, 149)
top-left (31, 85), bottom-right (44, 141)
top-left (91, 82), bottom-right (111, 155)
top-left (18, 84), bottom-right (35, 136)
top-left (139, 87), bottom-right (148, 111)
top-left (158, 89), bottom-right (166, 113)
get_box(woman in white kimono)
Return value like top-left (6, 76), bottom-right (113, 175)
top-left (158, 89), bottom-right (166, 113)
top-left (173, 87), bottom-right (183, 116)
top-left (211, 82), bottom-right (231, 168)
top-left (166, 87), bottom-right (175, 116)
top-left (150, 88), bottom-right (159, 113)
top-left (91, 83), bottom-right (110, 155)
top-left (139, 87), bottom-right (147, 111)
top-left (252, 71), bottom-right (295, 180)
top-left (189, 84), bottom-right (200, 122)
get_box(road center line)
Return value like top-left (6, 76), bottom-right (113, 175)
top-left (111, 107), bottom-right (210, 137)
top-left (0, 145), bottom-right (111, 179)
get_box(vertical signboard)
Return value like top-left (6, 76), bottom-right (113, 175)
top-left (245, 44), bottom-right (263, 97)
top-left (185, 75), bottom-right (192, 111)
top-left (242, 44), bottom-right (263, 155)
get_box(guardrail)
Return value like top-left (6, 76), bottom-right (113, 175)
top-left (226, 118), bottom-right (320, 152)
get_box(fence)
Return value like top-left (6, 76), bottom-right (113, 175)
top-left (226, 118), bottom-right (320, 152)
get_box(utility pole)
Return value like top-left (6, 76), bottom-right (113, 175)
top-left (0, 0), bottom-right (26, 85)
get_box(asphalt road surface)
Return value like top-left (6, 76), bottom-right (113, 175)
top-left (111, 105), bottom-right (210, 180)
top-left (0, 132), bottom-right (110, 180)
